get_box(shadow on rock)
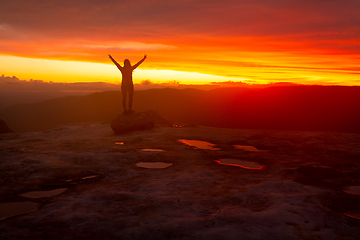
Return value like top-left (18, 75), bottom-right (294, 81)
top-left (111, 110), bottom-right (169, 135)
top-left (0, 119), bottom-right (13, 134)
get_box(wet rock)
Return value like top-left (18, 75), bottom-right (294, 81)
top-left (111, 110), bottom-right (168, 135)
top-left (0, 119), bottom-right (13, 134)
top-left (293, 166), bottom-right (344, 190)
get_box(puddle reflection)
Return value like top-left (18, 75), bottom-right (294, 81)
top-left (234, 145), bottom-right (266, 152)
top-left (344, 212), bottom-right (360, 220)
top-left (0, 202), bottom-right (38, 220)
top-left (136, 162), bottom-right (173, 169)
top-left (343, 186), bottom-right (360, 195)
top-left (215, 159), bottom-right (264, 169)
top-left (19, 188), bottom-right (68, 198)
top-left (82, 175), bottom-right (98, 180)
top-left (179, 139), bottom-right (220, 150)
top-left (139, 149), bottom-right (165, 152)
top-left (66, 175), bottom-right (100, 183)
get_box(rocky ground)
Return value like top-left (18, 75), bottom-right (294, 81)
top-left (0, 123), bottom-right (360, 239)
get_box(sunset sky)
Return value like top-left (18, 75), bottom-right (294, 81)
top-left (1, 0), bottom-right (360, 86)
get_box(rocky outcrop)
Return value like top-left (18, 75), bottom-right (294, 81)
top-left (0, 119), bottom-right (13, 133)
top-left (111, 110), bottom-right (169, 135)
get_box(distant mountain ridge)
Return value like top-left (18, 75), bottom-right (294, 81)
top-left (1, 86), bottom-right (359, 133)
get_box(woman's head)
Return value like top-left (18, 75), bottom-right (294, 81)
top-left (124, 59), bottom-right (131, 67)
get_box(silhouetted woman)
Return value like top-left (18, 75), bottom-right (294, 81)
top-left (109, 54), bottom-right (147, 114)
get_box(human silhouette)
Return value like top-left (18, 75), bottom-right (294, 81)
top-left (109, 54), bottom-right (147, 114)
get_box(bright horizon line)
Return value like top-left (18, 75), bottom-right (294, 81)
top-left (0, 55), bottom-right (249, 85)
top-left (1, 55), bottom-right (359, 87)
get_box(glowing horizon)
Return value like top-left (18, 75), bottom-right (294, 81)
top-left (2, 52), bottom-right (359, 86)
top-left (0, 55), bottom-right (245, 85)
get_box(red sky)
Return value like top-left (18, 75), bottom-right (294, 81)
top-left (1, 0), bottom-right (360, 85)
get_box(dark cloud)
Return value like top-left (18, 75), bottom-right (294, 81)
top-left (1, 0), bottom-right (359, 40)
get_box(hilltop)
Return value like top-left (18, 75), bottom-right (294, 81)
top-left (0, 85), bottom-right (359, 133)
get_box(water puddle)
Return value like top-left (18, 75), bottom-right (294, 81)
top-left (343, 186), bottom-right (360, 195)
top-left (179, 139), bottom-right (220, 150)
top-left (215, 159), bottom-right (264, 169)
top-left (0, 202), bottom-right (38, 220)
top-left (136, 162), bottom-right (173, 169)
top-left (344, 212), bottom-right (360, 220)
top-left (139, 149), bottom-right (165, 152)
top-left (19, 188), bottom-right (68, 198)
top-left (82, 175), bottom-right (98, 180)
top-left (234, 145), bottom-right (266, 152)
top-left (66, 175), bottom-right (100, 183)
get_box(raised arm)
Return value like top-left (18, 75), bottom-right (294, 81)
top-left (132, 54), bottom-right (147, 70)
top-left (109, 54), bottom-right (122, 70)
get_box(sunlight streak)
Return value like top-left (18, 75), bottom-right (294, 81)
top-left (0, 55), bottom-right (243, 84)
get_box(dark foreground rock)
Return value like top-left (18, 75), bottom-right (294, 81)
top-left (1, 124), bottom-right (360, 239)
top-left (0, 119), bottom-right (13, 133)
top-left (111, 110), bottom-right (169, 135)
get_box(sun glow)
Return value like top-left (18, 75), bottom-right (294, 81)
top-left (0, 55), bottom-right (242, 84)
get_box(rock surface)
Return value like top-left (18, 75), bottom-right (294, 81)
top-left (111, 110), bottom-right (169, 135)
top-left (0, 123), bottom-right (360, 239)
top-left (0, 119), bottom-right (13, 134)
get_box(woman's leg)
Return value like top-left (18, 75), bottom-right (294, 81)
top-left (121, 85), bottom-right (128, 113)
top-left (128, 84), bottom-right (134, 112)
